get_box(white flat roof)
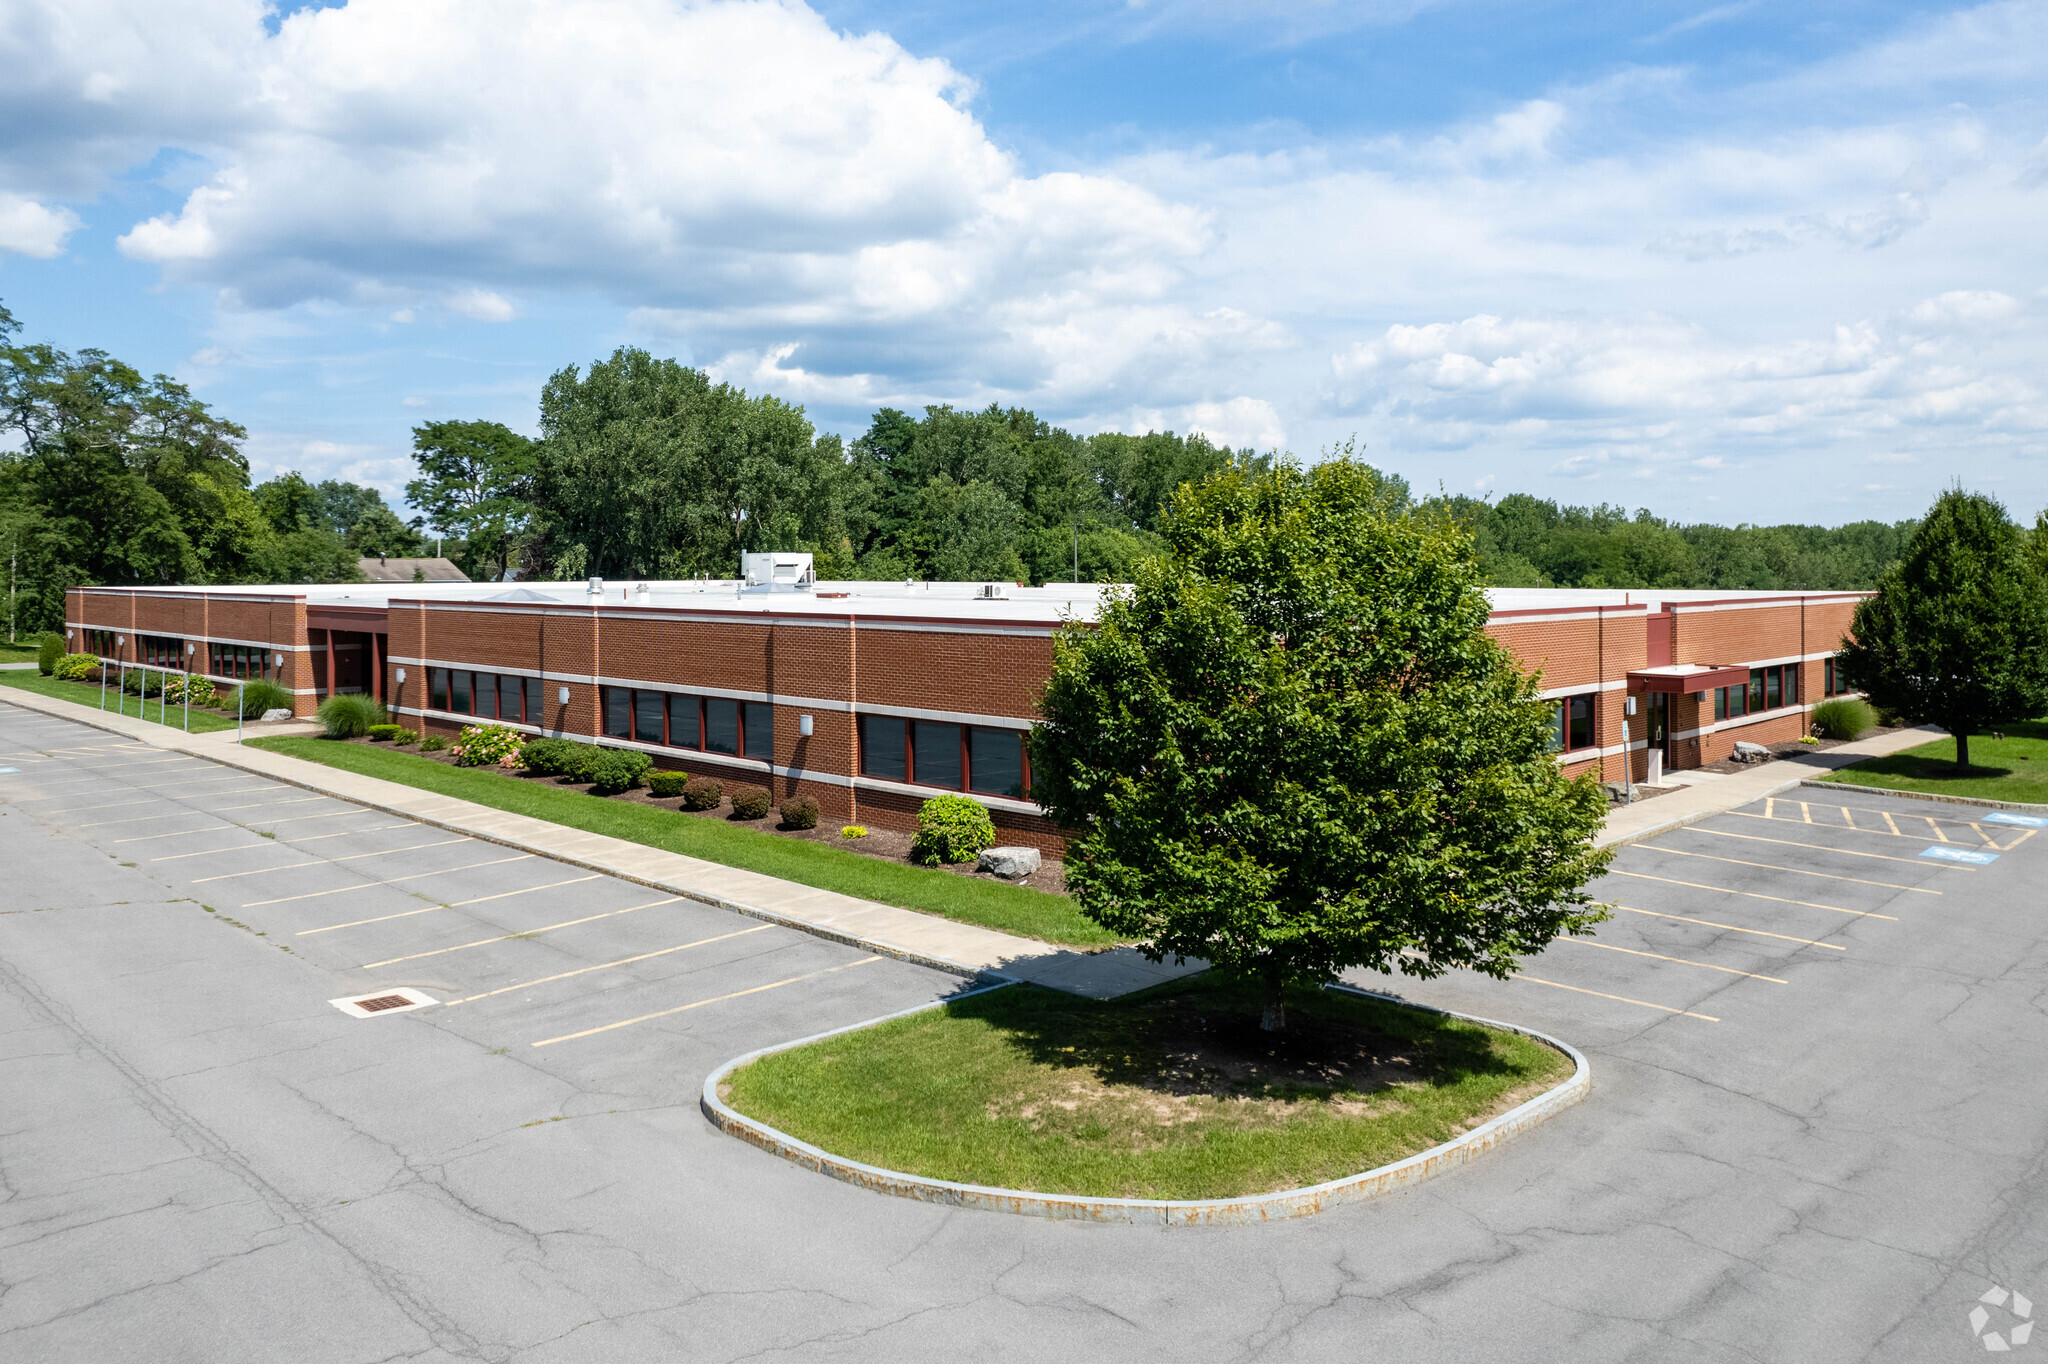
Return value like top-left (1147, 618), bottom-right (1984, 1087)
top-left (82, 579), bottom-right (1859, 625)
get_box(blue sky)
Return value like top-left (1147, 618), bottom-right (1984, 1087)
top-left (1, 0), bottom-right (2042, 525)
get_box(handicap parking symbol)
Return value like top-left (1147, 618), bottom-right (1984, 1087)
top-left (1922, 845), bottom-right (1998, 865)
top-left (1984, 811), bottom-right (2048, 828)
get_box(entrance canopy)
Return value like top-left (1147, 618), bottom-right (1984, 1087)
top-left (1627, 663), bottom-right (1750, 695)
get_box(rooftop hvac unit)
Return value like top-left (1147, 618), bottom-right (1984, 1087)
top-left (977, 583), bottom-right (1009, 600)
top-left (740, 552), bottom-right (815, 593)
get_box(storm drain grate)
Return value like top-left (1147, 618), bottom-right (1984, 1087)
top-left (330, 988), bottom-right (436, 1018)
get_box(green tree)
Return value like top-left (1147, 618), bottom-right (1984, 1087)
top-left (1031, 458), bottom-right (1612, 1031)
top-left (1838, 489), bottom-right (2048, 769)
top-left (344, 504), bottom-right (425, 558)
top-left (407, 419), bottom-right (538, 581)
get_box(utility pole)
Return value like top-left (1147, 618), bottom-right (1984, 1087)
top-left (7, 534), bottom-right (15, 645)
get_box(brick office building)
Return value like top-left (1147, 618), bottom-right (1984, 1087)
top-left (64, 559), bottom-right (1868, 851)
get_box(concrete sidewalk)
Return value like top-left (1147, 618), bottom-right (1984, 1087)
top-left (0, 681), bottom-right (1944, 991)
top-left (1597, 724), bottom-right (1943, 847)
top-left (0, 684), bottom-right (1195, 1000)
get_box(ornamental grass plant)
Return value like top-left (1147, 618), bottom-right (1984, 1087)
top-left (317, 692), bottom-right (389, 738)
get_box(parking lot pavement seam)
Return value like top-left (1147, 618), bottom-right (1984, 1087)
top-left (700, 981), bottom-right (1592, 1225)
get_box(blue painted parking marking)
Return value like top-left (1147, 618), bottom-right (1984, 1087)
top-left (1983, 812), bottom-right (2048, 828)
top-left (0, 766), bottom-right (17, 773)
top-left (1921, 846), bottom-right (1998, 865)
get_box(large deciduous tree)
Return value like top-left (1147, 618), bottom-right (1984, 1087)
top-left (407, 419), bottom-right (539, 581)
top-left (1839, 489), bottom-right (2048, 769)
top-left (1031, 458), bottom-right (1612, 1030)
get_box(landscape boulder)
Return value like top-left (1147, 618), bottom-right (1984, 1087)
top-left (976, 846), bottom-right (1042, 880)
top-left (1733, 741), bottom-right (1773, 763)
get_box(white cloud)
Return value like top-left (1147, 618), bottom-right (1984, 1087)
top-left (445, 289), bottom-right (514, 323)
top-left (0, 194), bottom-right (79, 258)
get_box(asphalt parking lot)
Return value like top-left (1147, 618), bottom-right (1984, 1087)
top-left (5, 702), bottom-right (2048, 1363)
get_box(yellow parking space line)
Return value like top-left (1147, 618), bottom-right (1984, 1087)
top-left (359, 895), bottom-right (682, 968)
top-left (148, 823), bottom-right (420, 861)
top-left (1882, 810), bottom-right (1901, 836)
top-left (442, 925), bottom-right (776, 1006)
top-left (296, 874), bottom-right (602, 935)
top-left (1614, 905), bottom-right (1845, 949)
top-left (1729, 809), bottom-right (2024, 850)
top-left (1926, 816), bottom-right (1948, 843)
top-left (1606, 867), bottom-right (1899, 918)
top-left (240, 855), bottom-right (535, 907)
top-left (531, 955), bottom-right (883, 1047)
top-left (191, 837), bottom-right (471, 882)
top-left (1637, 843), bottom-right (1938, 893)
top-left (1679, 826), bottom-right (1969, 867)
top-left (1800, 802), bottom-right (1813, 824)
top-left (1552, 937), bottom-right (1787, 983)
top-left (1511, 975), bottom-right (1719, 1022)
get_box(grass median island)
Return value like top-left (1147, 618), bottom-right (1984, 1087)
top-left (1822, 718), bottom-right (2048, 805)
top-left (243, 736), bottom-right (1116, 946)
top-left (722, 975), bottom-right (1573, 1200)
top-left (0, 670), bottom-right (241, 733)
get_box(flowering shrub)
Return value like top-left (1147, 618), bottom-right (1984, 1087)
top-left (451, 723), bottom-right (525, 768)
top-left (162, 676), bottom-right (218, 707)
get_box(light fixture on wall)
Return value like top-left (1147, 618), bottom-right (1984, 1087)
top-left (395, 668), bottom-right (406, 684)
top-left (274, 654), bottom-right (284, 667)
top-left (558, 686), bottom-right (570, 705)
top-left (799, 714), bottom-right (814, 737)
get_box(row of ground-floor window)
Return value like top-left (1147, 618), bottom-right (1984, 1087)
top-left (1550, 659), bottom-right (1857, 755)
top-left (425, 669), bottom-right (1029, 799)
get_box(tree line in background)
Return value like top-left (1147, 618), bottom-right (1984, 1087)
top-left (0, 304), bottom-right (1995, 639)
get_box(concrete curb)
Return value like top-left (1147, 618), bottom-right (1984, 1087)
top-left (0, 685), bottom-right (995, 984)
top-left (1597, 771), bottom-right (1818, 851)
top-left (701, 981), bottom-right (1591, 1226)
top-left (1799, 778), bottom-right (2048, 815)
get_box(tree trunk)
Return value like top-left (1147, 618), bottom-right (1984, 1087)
top-left (1956, 730), bottom-right (1971, 770)
top-left (1260, 969), bottom-right (1286, 1033)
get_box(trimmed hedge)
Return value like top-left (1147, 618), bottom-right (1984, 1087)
top-left (779, 795), bottom-right (819, 830)
top-left (681, 776), bottom-right (723, 811)
top-left (730, 787), bottom-right (771, 820)
top-left (366, 723), bottom-right (405, 742)
top-left (647, 770), bottom-right (691, 799)
top-left (519, 736), bottom-right (580, 777)
top-left (583, 747), bottom-right (653, 795)
top-left (912, 793), bottom-right (997, 866)
top-left (37, 633), bottom-right (62, 675)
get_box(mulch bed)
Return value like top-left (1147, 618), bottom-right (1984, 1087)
top-left (1696, 726), bottom-right (1907, 775)
top-left (340, 735), bottom-right (1070, 895)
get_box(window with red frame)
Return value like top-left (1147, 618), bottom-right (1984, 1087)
top-left (857, 714), bottom-right (1030, 797)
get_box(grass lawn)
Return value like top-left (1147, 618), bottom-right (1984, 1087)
top-left (1822, 718), bottom-right (2048, 805)
top-left (723, 975), bottom-right (1573, 1200)
top-left (245, 736), bottom-right (1116, 946)
top-left (0, 641), bottom-right (44, 665)
top-left (0, 670), bottom-right (241, 734)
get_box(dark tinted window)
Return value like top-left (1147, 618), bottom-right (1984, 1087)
top-left (525, 676), bottom-right (543, 722)
top-left (474, 675), bottom-right (497, 719)
top-left (668, 694), bottom-right (700, 748)
top-left (604, 687), bottom-right (630, 738)
top-left (1764, 668), bottom-right (1781, 709)
top-left (635, 691), bottom-right (664, 745)
top-left (501, 675), bottom-right (524, 722)
top-left (968, 727), bottom-right (1025, 797)
top-left (705, 698), bottom-right (739, 754)
top-left (1566, 696), bottom-right (1593, 750)
top-left (860, 715), bottom-right (906, 779)
top-left (742, 703), bottom-right (771, 759)
top-left (913, 721), bottom-right (962, 788)
top-left (430, 668), bottom-right (450, 711)
top-left (452, 670), bottom-right (472, 714)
